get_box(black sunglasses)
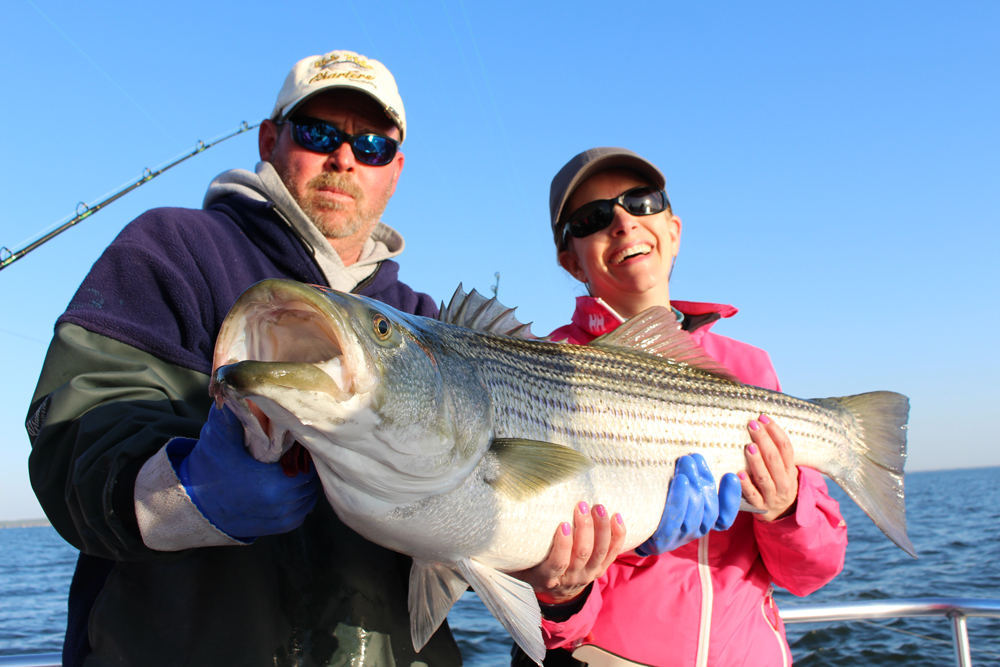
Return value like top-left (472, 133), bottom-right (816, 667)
top-left (280, 116), bottom-right (399, 167)
top-left (561, 186), bottom-right (670, 247)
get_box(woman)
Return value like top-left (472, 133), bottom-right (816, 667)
top-left (513, 148), bottom-right (847, 667)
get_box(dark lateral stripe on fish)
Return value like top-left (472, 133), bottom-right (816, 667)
top-left (490, 369), bottom-right (769, 409)
top-left (496, 397), bottom-right (850, 467)
top-left (497, 405), bottom-right (757, 460)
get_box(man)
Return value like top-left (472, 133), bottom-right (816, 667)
top-left (27, 50), bottom-right (462, 667)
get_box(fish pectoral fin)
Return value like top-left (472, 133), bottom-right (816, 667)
top-left (591, 306), bottom-right (742, 384)
top-left (458, 558), bottom-right (545, 666)
top-left (487, 438), bottom-right (595, 501)
top-left (408, 559), bottom-right (469, 652)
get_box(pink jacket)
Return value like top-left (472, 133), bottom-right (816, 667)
top-left (542, 297), bottom-right (848, 667)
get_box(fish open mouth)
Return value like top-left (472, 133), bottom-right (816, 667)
top-left (209, 279), bottom-right (374, 461)
top-left (222, 306), bottom-right (352, 390)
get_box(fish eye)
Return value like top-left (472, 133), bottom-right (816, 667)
top-left (372, 313), bottom-right (391, 340)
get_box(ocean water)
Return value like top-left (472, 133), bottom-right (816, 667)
top-left (0, 524), bottom-right (77, 656)
top-left (775, 466), bottom-right (1000, 667)
top-left (2, 467), bottom-right (999, 666)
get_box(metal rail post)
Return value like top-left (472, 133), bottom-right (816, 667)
top-left (950, 611), bottom-right (972, 667)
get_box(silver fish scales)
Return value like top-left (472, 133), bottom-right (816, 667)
top-left (210, 279), bottom-right (911, 665)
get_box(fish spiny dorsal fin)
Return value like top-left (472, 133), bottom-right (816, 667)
top-left (438, 284), bottom-right (537, 339)
top-left (440, 283), bottom-right (473, 324)
top-left (486, 438), bottom-right (594, 501)
top-left (436, 284), bottom-right (465, 323)
top-left (591, 306), bottom-right (743, 384)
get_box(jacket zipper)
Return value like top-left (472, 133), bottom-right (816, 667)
top-left (695, 535), bottom-right (712, 667)
top-left (351, 262), bottom-right (382, 293)
top-left (760, 586), bottom-right (789, 667)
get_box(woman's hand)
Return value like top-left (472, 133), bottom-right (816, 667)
top-left (740, 414), bottom-right (800, 522)
top-left (511, 502), bottom-right (626, 605)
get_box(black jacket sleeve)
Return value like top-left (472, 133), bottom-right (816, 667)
top-left (28, 323), bottom-right (213, 559)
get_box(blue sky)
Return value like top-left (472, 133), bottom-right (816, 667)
top-left (1, 1), bottom-right (998, 521)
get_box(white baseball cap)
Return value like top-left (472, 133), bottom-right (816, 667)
top-left (270, 50), bottom-right (407, 142)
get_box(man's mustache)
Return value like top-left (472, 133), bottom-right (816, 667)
top-left (307, 173), bottom-right (365, 201)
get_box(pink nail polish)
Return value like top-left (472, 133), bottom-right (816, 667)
top-left (759, 414), bottom-right (771, 425)
top-left (749, 420), bottom-right (759, 431)
top-left (578, 502), bottom-right (590, 515)
top-left (748, 444), bottom-right (758, 455)
top-left (561, 522), bottom-right (572, 536)
top-left (738, 471), bottom-right (748, 480)
top-left (615, 513), bottom-right (624, 525)
top-left (595, 504), bottom-right (607, 518)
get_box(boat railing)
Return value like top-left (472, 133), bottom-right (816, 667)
top-left (2, 597), bottom-right (999, 667)
top-left (779, 597), bottom-right (1000, 667)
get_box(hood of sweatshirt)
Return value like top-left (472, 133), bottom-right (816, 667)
top-left (203, 161), bottom-right (406, 293)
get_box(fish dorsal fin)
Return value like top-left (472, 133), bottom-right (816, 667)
top-left (591, 306), bottom-right (742, 384)
top-left (457, 558), bottom-right (545, 665)
top-left (408, 559), bottom-right (470, 652)
top-left (486, 438), bottom-right (594, 501)
top-left (438, 284), bottom-right (537, 339)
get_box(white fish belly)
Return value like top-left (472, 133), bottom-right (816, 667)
top-left (476, 464), bottom-right (669, 571)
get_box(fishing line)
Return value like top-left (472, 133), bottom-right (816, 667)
top-left (0, 326), bottom-right (47, 345)
top-left (456, 0), bottom-right (530, 215)
top-left (344, 0), bottom-right (379, 54)
top-left (25, 0), bottom-right (172, 140)
top-left (439, 2), bottom-right (489, 133)
top-left (0, 121), bottom-right (259, 272)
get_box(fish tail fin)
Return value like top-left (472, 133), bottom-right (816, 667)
top-left (814, 391), bottom-right (916, 558)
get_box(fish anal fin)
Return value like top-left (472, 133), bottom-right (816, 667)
top-left (458, 558), bottom-right (545, 666)
top-left (487, 438), bottom-right (594, 501)
top-left (408, 559), bottom-right (469, 652)
top-left (591, 306), bottom-right (742, 384)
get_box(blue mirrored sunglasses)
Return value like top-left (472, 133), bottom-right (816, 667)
top-left (280, 116), bottom-right (399, 167)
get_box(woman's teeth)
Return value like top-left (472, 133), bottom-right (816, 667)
top-left (611, 243), bottom-right (652, 264)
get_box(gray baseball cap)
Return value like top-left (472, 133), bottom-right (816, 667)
top-left (549, 147), bottom-right (667, 242)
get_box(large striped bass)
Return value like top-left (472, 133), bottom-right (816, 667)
top-left (210, 278), bottom-right (912, 665)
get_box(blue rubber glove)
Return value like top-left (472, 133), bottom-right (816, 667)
top-left (174, 405), bottom-right (320, 540)
top-left (635, 454), bottom-right (742, 556)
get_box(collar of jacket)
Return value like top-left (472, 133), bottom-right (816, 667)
top-left (569, 296), bottom-right (739, 341)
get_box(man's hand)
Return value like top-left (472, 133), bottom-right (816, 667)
top-left (174, 405), bottom-right (320, 539)
top-left (635, 453), bottom-right (741, 557)
top-left (740, 414), bottom-right (799, 522)
top-left (512, 502), bottom-right (627, 605)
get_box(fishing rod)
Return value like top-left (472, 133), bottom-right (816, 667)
top-left (0, 121), bottom-right (260, 272)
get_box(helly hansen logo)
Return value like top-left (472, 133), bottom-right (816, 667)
top-left (588, 314), bottom-right (605, 331)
